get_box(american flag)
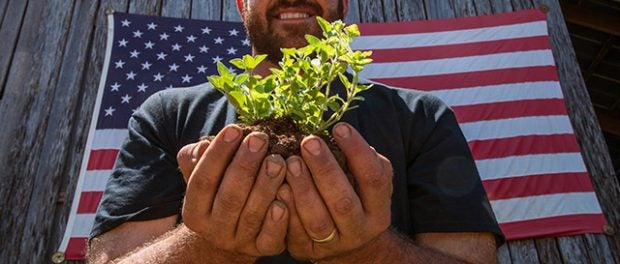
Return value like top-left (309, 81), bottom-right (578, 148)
top-left (59, 9), bottom-right (607, 260)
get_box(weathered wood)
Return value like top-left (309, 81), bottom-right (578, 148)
top-left (191, 0), bottom-right (221, 20)
top-left (128, 0), bottom-right (160, 16)
top-left (489, 0), bottom-right (514, 13)
top-left (508, 239), bottom-right (540, 264)
top-left (584, 234), bottom-right (615, 264)
top-left (161, 0), bottom-right (191, 18)
top-left (222, 0), bottom-right (242, 22)
top-left (533, 0), bottom-right (620, 262)
top-left (497, 244), bottom-right (513, 264)
top-left (534, 237), bottom-right (563, 264)
top-left (393, 0), bottom-right (427, 21)
top-left (0, 0), bottom-right (76, 262)
top-left (0, 0), bottom-right (9, 26)
top-left (381, 0), bottom-right (400, 21)
top-left (557, 236), bottom-right (591, 263)
top-left (423, 0), bottom-right (456, 19)
top-left (452, 0), bottom-right (478, 17)
top-left (358, 0), bottom-right (386, 22)
top-left (473, 0), bottom-right (494, 15)
top-left (345, 0), bottom-right (361, 23)
top-left (511, 0), bottom-right (535, 11)
top-left (0, 0), bottom-right (29, 100)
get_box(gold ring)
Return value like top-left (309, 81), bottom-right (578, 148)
top-left (312, 229), bottom-right (337, 243)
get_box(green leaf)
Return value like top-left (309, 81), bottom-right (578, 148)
top-left (227, 91), bottom-right (246, 109)
top-left (327, 100), bottom-right (341, 112)
top-left (305, 34), bottom-right (321, 45)
top-left (316, 16), bottom-right (331, 35)
top-left (338, 73), bottom-right (351, 88)
top-left (344, 24), bottom-right (360, 37)
top-left (234, 73), bottom-right (249, 86)
top-left (230, 58), bottom-right (245, 70)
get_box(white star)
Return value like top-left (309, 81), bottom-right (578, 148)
top-left (165, 84), bottom-right (174, 89)
top-left (197, 65), bottom-right (208, 73)
top-left (131, 108), bottom-right (138, 114)
top-left (199, 45), bottom-right (209, 53)
top-left (130, 50), bottom-right (140, 58)
top-left (121, 19), bottom-right (131, 27)
top-left (242, 38), bottom-right (251, 46)
top-left (104, 106), bottom-right (116, 116)
top-left (110, 82), bottom-right (121, 91)
top-left (154, 73), bottom-right (164, 81)
top-left (147, 22), bottom-right (157, 30)
top-left (214, 37), bottom-right (224, 44)
top-left (227, 47), bottom-right (238, 55)
top-left (174, 25), bottom-right (184, 32)
top-left (144, 41), bottom-right (155, 49)
top-left (212, 56), bottom-right (223, 64)
top-left (181, 74), bottom-right (193, 83)
top-left (133, 30), bottom-right (143, 38)
top-left (229, 29), bottom-right (239, 36)
top-left (141, 61), bottom-right (152, 70)
top-left (159, 32), bottom-right (169, 40)
top-left (169, 63), bottom-right (179, 72)
top-left (171, 43), bottom-right (182, 51)
top-left (184, 54), bottom-right (195, 62)
top-left (126, 71), bottom-right (137, 80)
top-left (137, 83), bottom-right (148, 92)
top-left (201, 27), bottom-right (212, 34)
top-left (118, 38), bottom-right (128, 47)
top-left (121, 94), bottom-right (132, 104)
top-left (156, 52), bottom-right (167, 60)
top-left (186, 35), bottom-right (197, 43)
top-left (114, 60), bottom-right (125, 69)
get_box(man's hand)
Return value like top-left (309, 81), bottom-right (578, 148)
top-left (177, 125), bottom-right (289, 260)
top-left (278, 122), bottom-right (393, 261)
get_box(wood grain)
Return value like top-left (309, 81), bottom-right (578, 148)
top-left (358, 0), bottom-right (386, 22)
top-left (394, 0), bottom-right (427, 21)
top-left (191, 0), bottom-right (221, 20)
top-left (534, 237), bottom-right (563, 264)
top-left (128, 0), bottom-right (160, 16)
top-left (222, 0), bottom-right (242, 22)
top-left (345, 0), bottom-right (361, 23)
top-left (161, 0), bottom-right (191, 18)
top-left (0, 0), bottom-right (29, 100)
top-left (509, 239), bottom-right (540, 263)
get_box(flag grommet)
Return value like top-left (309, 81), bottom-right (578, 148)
top-left (51, 252), bottom-right (65, 264)
top-left (603, 225), bottom-right (615, 236)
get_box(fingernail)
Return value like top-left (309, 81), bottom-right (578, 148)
top-left (266, 157), bottom-right (282, 178)
top-left (334, 123), bottom-right (351, 138)
top-left (248, 134), bottom-right (266, 152)
top-left (303, 138), bottom-right (321, 156)
top-left (223, 127), bottom-right (240, 143)
top-left (277, 186), bottom-right (290, 202)
top-left (191, 144), bottom-right (201, 162)
top-left (288, 158), bottom-right (302, 177)
top-left (271, 202), bottom-right (286, 221)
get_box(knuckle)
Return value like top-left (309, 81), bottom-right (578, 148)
top-left (218, 193), bottom-right (245, 211)
top-left (243, 211), bottom-right (265, 229)
top-left (309, 220), bottom-right (332, 236)
top-left (334, 196), bottom-right (355, 215)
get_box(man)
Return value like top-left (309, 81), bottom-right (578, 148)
top-left (88, 0), bottom-right (503, 263)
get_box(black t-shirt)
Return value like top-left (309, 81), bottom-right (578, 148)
top-left (91, 78), bottom-right (503, 263)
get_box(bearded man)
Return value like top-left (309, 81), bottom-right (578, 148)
top-left (88, 0), bottom-right (503, 263)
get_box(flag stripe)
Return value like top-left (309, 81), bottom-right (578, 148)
top-left (490, 192), bottom-right (602, 223)
top-left (370, 36), bottom-right (551, 63)
top-left (372, 66), bottom-right (559, 91)
top-left (71, 213), bottom-right (96, 237)
top-left (460, 115), bottom-right (574, 141)
top-left (87, 149), bottom-right (119, 170)
top-left (358, 9), bottom-right (545, 35)
top-left (468, 134), bottom-right (581, 160)
top-left (65, 237), bottom-right (88, 260)
top-left (499, 214), bottom-right (607, 240)
top-left (433, 81), bottom-right (563, 107)
top-left (483, 172), bottom-right (594, 200)
top-left (77, 192), bottom-right (104, 213)
top-left (453, 98), bottom-right (568, 123)
top-left (360, 50), bottom-right (555, 79)
top-left (476, 153), bottom-right (587, 181)
top-left (83, 170), bottom-right (113, 192)
top-left (354, 21), bottom-right (548, 50)
top-left (91, 129), bottom-right (128, 149)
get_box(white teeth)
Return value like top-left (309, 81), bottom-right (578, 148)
top-left (279, 12), bottom-right (310, 19)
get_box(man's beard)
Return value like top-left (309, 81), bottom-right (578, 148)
top-left (244, 0), bottom-right (344, 63)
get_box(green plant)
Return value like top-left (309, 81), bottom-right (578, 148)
top-left (207, 17), bottom-right (373, 135)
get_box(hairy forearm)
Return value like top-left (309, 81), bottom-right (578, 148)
top-left (111, 225), bottom-right (255, 264)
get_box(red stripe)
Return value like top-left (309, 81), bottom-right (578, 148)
top-left (371, 66), bottom-right (559, 90)
top-left (453, 99), bottom-right (568, 124)
top-left (359, 9), bottom-right (545, 35)
top-left (77, 191), bottom-right (104, 213)
top-left (87, 149), bottom-right (119, 170)
top-left (483, 172), bottom-right (594, 200)
top-left (370, 36), bottom-right (551, 63)
top-left (65, 237), bottom-right (88, 260)
top-left (469, 134), bottom-right (581, 160)
top-left (500, 214), bottom-right (607, 240)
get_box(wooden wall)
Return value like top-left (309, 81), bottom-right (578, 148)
top-left (0, 0), bottom-right (618, 263)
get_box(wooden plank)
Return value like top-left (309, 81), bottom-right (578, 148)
top-left (557, 236), bottom-right (591, 263)
top-left (191, 0), bottom-right (221, 20)
top-left (0, 0), bottom-right (28, 100)
top-left (423, 0), bottom-right (455, 19)
top-left (128, 0), bottom-right (160, 16)
top-left (394, 0), bottom-right (426, 21)
top-left (497, 244), bottom-right (513, 264)
top-left (473, 0), bottom-right (494, 15)
top-left (534, 238), bottom-right (562, 264)
top-left (451, 0), bottom-right (478, 17)
top-left (382, 0), bottom-right (399, 21)
top-left (0, 0), bottom-right (9, 27)
top-left (511, 0), bottom-right (535, 11)
top-left (358, 0), bottom-right (386, 22)
top-left (489, 0), bottom-right (514, 13)
top-left (584, 234), bottom-right (615, 263)
top-left (508, 239), bottom-right (540, 263)
top-left (532, 0), bottom-right (620, 263)
top-left (345, 0), bottom-right (361, 23)
top-left (0, 0), bottom-right (76, 262)
top-left (222, 0), bottom-right (242, 22)
top-left (161, 0), bottom-right (191, 18)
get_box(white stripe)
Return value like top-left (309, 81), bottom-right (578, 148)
top-left (476, 153), bottom-right (587, 181)
top-left (491, 192), bottom-right (602, 223)
top-left (460, 115), bottom-right (574, 141)
top-left (431, 81), bottom-right (563, 107)
top-left (353, 21), bottom-right (548, 50)
top-left (82, 170), bottom-right (112, 192)
top-left (359, 50), bottom-right (555, 79)
top-left (71, 213), bottom-right (97, 238)
top-left (92, 129), bottom-right (129, 149)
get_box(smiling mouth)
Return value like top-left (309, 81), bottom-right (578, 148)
top-left (278, 12), bottom-right (311, 19)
